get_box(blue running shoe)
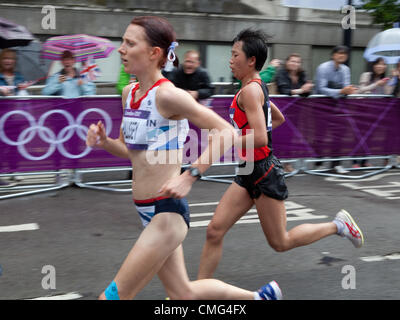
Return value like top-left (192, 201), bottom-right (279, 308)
top-left (257, 281), bottom-right (282, 300)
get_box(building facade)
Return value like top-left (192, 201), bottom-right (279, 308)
top-left (0, 0), bottom-right (382, 86)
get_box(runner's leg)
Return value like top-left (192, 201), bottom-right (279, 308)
top-left (99, 212), bottom-right (188, 300)
top-left (159, 244), bottom-right (256, 300)
top-left (197, 182), bottom-right (254, 279)
top-left (255, 195), bottom-right (337, 252)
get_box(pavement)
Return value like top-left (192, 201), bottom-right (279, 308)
top-left (0, 166), bottom-right (399, 300)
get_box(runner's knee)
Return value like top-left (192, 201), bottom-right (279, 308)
top-left (267, 236), bottom-right (290, 253)
top-left (206, 223), bottom-right (225, 244)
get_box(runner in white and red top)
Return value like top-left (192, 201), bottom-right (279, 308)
top-left (86, 16), bottom-right (282, 301)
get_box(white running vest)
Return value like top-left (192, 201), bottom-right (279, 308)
top-left (122, 80), bottom-right (189, 151)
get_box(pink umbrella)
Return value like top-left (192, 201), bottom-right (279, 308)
top-left (41, 34), bottom-right (115, 62)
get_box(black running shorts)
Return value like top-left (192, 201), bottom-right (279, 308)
top-left (234, 154), bottom-right (289, 200)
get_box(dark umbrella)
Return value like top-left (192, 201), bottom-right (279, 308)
top-left (0, 17), bottom-right (35, 49)
top-left (14, 41), bottom-right (51, 83)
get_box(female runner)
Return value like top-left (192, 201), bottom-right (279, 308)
top-left (86, 16), bottom-right (281, 300)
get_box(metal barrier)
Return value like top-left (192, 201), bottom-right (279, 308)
top-left (0, 170), bottom-right (71, 200)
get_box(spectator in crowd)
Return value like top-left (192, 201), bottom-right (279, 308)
top-left (314, 45), bottom-right (358, 174)
top-left (42, 50), bottom-right (96, 98)
top-left (0, 48), bottom-right (28, 96)
top-left (169, 50), bottom-right (214, 100)
top-left (390, 58), bottom-right (400, 98)
top-left (315, 45), bottom-right (357, 98)
top-left (358, 57), bottom-right (391, 95)
top-left (353, 57), bottom-right (392, 168)
top-left (276, 53), bottom-right (314, 96)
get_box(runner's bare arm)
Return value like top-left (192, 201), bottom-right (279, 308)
top-left (270, 101), bottom-right (285, 129)
top-left (157, 85), bottom-right (238, 174)
top-left (85, 84), bottom-right (132, 159)
top-left (157, 86), bottom-right (238, 198)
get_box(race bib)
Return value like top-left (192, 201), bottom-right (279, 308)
top-left (122, 109), bottom-right (150, 149)
top-left (267, 101), bottom-right (272, 131)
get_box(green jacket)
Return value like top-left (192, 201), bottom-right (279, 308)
top-left (237, 65), bottom-right (276, 88)
top-left (116, 65), bottom-right (131, 95)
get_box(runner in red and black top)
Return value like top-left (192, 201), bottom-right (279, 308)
top-left (230, 76), bottom-right (289, 200)
top-left (231, 78), bottom-right (273, 161)
top-left (197, 28), bottom-right (364, 284)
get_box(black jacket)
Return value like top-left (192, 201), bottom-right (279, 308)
top-left (275, 67), bottom-right (310, 97)
top-left (170, 66), bottom-right (214, 100)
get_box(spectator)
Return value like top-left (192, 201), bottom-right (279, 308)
top-left (353, 57), bottom-right (392, 167)
top-left (0, 48), bottom-right (28, 96)
top-left (315, 46), bottom-right (358, 174)
top-left (169, 50), bottom-right (214, 100)
top-left (42, 50), bottom-right (96, 98)
top-left (358, 57), bottom-right (391, 95)
top-left (276, 53), bottom-right (314, 96)
top-left (315, 45), bottom-right (358, 98)
top-left (390, 59), bottom-right (400, 98)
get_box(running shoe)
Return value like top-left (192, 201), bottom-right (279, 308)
top-left (335, 209), bottom-right (364, 248)
top-left (257, 281), bottom-right (282, 300)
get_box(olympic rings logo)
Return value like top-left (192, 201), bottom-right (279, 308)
top-left (0, 108), bottom-right (112, 161)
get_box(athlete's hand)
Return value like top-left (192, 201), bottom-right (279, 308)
top-left (159, 171), bottom-right (196, 199)
top-left (86, 120), bottom-right (107, 148)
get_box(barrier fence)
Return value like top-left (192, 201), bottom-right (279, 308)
top-left (0, 95), bottom-right (399, 199)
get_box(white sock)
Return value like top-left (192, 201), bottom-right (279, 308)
top-left (333, 219), bottom-right (345, 236)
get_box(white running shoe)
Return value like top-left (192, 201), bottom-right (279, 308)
top-left (257, 281), bottom-right (283, 300)
top-left (335, 209), bottom-right (364, 248)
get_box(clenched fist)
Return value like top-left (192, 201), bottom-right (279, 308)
top-left (86, 120), bottom-right (107, 148)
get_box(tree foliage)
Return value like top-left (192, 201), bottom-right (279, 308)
top-left (359, 0), bottom-right (400, 29)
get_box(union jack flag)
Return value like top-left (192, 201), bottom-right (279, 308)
top-left (80, 57), bottom-right (101, 81)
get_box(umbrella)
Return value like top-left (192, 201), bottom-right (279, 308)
top-left (14, 40), bottom-right (51, 83)
top-left (0, 17), bottom-right (35, 49)
top-left (41, 34), bottom-right (115, 62)
top-left (363, 28), bottom-right (400, 64)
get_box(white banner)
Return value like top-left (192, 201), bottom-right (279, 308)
top-left (281, 0), bottom-right (363, 10)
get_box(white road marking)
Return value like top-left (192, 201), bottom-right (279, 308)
top-left (189, 201), bottom-right (328, 228)
top-left (189, 202), bottom-right (219, 207)
top-left (360, 253), bottom-right (400, 262)
top-left (28, 292), bottom-right (82, 300)
top-left (325, 173), bottom-right (400, 200)
top-left (0, 223), bottom-right (39, 233)
top-left (325, 172), bottom-right (400, 183)
top-left (191, 209), bottom-right (257, 218)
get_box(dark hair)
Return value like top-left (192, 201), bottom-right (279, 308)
top-left (331, 45), bottom-right (349, 55)
top-left (131, 16), bottom-right (176, 68)
top-left (233, 28), bottom-right (269, 71)
top-left (285, 53), bottom-right (304, 75)
top-left (61, 50), bottom-right (74, 60)
top-left (369, 57), bottom-right (386, 82)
